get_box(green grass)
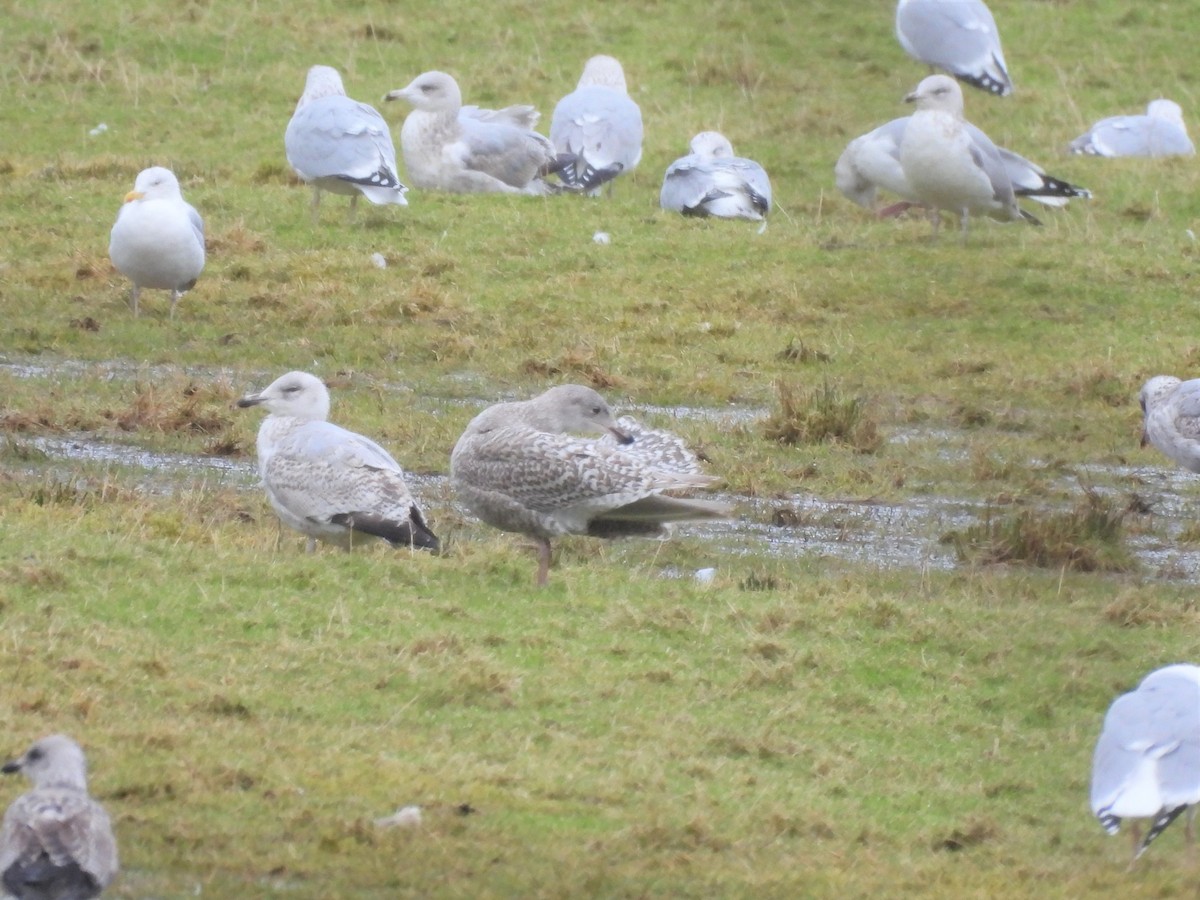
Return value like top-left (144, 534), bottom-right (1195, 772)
top-left (3, 0), bottom-right (1200, 896)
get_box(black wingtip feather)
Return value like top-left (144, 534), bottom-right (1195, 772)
top-left (329, 509), bottom-right (440, 552)
top-left (1137, 805), bottom-right (1189, 858)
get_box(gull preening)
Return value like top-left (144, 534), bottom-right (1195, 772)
top-left (108, 166), bottom-right (205, 318)
top-left (284, 65), bottom-right (409, 219)
top-left (550, 55), bottom-right (644, 194)
top-left (898, 75), bottom-right (1039, 239)
top-left (237, 371), bottom-right (439, 553)
top-left (1, 734), bottom-right (118, 899)
top-left (660, 131), bottom-right (772, 221)
top-left (384, 71), bottom-right (563, 195)
top-left (1139, 375), bottom-right (1200, 473)
top-left (837, 116), bottom-right (1090, 215)
top-left (1091, 664), bottom-right (1200, 866)
top-left (450, 384), bottom-right (730, 586)
top-left (1069, 99), bottom-right (1196, 158)
top-left (895, 0), bottom-right (1013, 96)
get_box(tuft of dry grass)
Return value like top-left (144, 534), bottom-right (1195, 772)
top-left (763, 379), bottom-right (882, 453)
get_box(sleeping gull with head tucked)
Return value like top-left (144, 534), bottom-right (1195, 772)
top-left (899, 75), bottom-right (1040, 239)
top-left (450, 384), bottom-right (730, 586)
top-left (237, 371), bottom-right (439, 553)
top-left (1091, 664), bottom-right (1200, 866)
top-left (384, 71), bottom-right (563, 195)
top-left (837, 115), bottom-right (1090, 215)
top-left (284, 65), bottom-right (408, 220)
top-left (661, 131), bottom-right (772, 221)
top-left (1069, 100), bottom-right (1195, 158)
top-left (896, 0), bottom-right (1012, 96)
top-left (1, 734), bottom-right (118, 899)
top-left (1139, 375), bottom-right (1200, 473)
top-left (550, 55), bottom-right (643, 195)
top-left (108, 166), bottom-right (205, 319)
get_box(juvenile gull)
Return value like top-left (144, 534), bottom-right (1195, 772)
top-left (384, 71), bottom-right (562, 195)
top-left (108, 166), bottom-right (205, 318)
top-left (837, 116), bottom-right (1090, 215)
top-left (284, 65), bottom-right (409, 220)
top-left (550, 55), bottom-right (643, 195)
top-left (450, 384), bottom-right (730, 586)
top-left (895, 0), bottom-right (1013, 96)
top-left (660, 131), bottom-right (772, 221)
top-left (1, 734), bottom-right (118, 899)
top-left (1139, 375), bottom-right (1200, 473)
top-left (899, 75), bottom-right (1039, 239)
top-left (237, 371), bottom-right (439, 553)
top-left (1069, 99), bottom-right (1195, 158)
top-left (1091, 664), bottom-right (1200, 866)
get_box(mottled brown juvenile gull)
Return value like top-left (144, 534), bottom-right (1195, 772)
top-left (1070, 100), bottom-right (1195, 158)
top-left (450, 384), bottom-right (730, 586)
top-left (108, 166), bottom-right (205, 319)
top-left (660, 131), bottom-right (772, 221)
top-left (1091, 664), bottom-right (1200, 866)
top-left (284, 65), bottom-right (409, 220)
top-left (899, 75), bottom-right (1040, 240)
top-left (550, 55), bottom-right (643, 195)
top-left (896, 0), bottom-right (1012, 96)
top-left (1139, 375), bottom-right (1200, 473)
top-left (383, 71), bottom-right (562, 195)
top-left (1, 734), bottom-right (118, 900)
top-left (237, 371), bottom-right (439, 553)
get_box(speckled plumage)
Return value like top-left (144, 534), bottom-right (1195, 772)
top-left (1139, 376), bottom-right (1200, 473)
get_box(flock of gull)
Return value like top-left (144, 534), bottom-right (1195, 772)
top-left (8, 0), bottom-right (1200, 895)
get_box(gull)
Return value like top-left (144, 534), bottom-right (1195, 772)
top-left (660, 131), bottom-right (772, 221)
top-left (383, 71), bottom-right (563, 195)
top-left (895, 0), bottom-right (1013, 96)
top-left (108, 166), bottom-right (205, 318)
top-left (837, 115), bottom-right (1090, 215)
top-left (1091, 664), bottom-right (1200, 866)
top-left (1139, 375), bottom-right (1200, 472)
top-left (284, 65), bottom-right (408, 220)
top-left (1069, 99), bottom-right (1196, 158)
top-left (450, 384), bottom-right (730, 586)
top-left (550, 55), bottom-right (643, 194)
top-left (1, 734), bottom-right (118, 899)
top-left (237, 371), bottom-right (439, 553)
top-left (899, 75), bottom-right (1039, 240)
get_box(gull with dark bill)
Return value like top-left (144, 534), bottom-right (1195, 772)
top-left (896, 0), bottom-right (1013, 96)
top-left (237, 371), bottom-right (439, 554)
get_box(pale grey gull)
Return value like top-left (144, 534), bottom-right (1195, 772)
top-left (1139, 375), bottom-right (1200, 473)
top-left (450, 384), bottom-right (730, 586)
top-left (1, 734), bottom-right (118, 900)
top-left (550, 55), bottom-right (643, 195)
top-left (1069, 99), bottom-right (1195, 158)
top-left (237, 371), bottom-right (439, 553)
top-left (660, 131), bottom-right (772, 221)
top-left (896, 0), bottom-right (1012, 96)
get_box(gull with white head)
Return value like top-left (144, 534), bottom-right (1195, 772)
top-left (1070, 99), bottom-right (1195, 158)
top-left (660, 131), bottom-right (772, 221)
top-left (550, 55), bottom-right (643, 195)
top-left (896, 0), bottom-right (1013, 96)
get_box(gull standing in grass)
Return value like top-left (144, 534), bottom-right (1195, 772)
top-left (898, 75), bottom-right (1039, 240)
top-left (450, 385), bottom-right (730, 586)
top-left (237, 371), bottom-right (439, 554)
top-left (1069, 99), bottom-right (1195, 158)
top-left (660, 131), bottom-right (772, 221)
top-left (550, 55), bottom-right (643, 195)
top-left (1139, 375), bottom-right (1200, 472)
top-left (383, 71), bottom-right (562, 195)
top-left (895, 0), bottom-right (1013, 96)
top-left (837, 116), bottom-right (1090, 215)
top-left (108, 166), bottom-right (205, 319)
top-left (1, 734), bottom-right (118, 900)
top-left (1091, 664), bottom-right (1200, 866)
top-left (284, 65), bottom-right (409, 220)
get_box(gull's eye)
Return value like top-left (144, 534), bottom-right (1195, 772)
top-left (591, 406), bottom-right (603, 415)
top-left (26, 747), bottom-right (42, 762)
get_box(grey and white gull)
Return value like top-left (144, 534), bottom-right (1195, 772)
top-left (1, 734), bottom-right (118, 900)
top-left (1091, 664), bottom-right (1200, 866)
top-left (660, 131), bottom-right (772, 221)
top-left (450, 384), bottom-right (730, 586)
top-left (837, 115), bottom-right (1090, 215)
top-left (1069, 99), bottom-right (1195, 158)
top-left (384, 71), bottom-right (563, 195)
top-left (1139, 375), bottom-right (1200, 473)
top-left (896, 0), bottom-right (1012, 96)
top-left (108, 166), bottom-right (205, 319)
top-left (550, 55), bottom-right (643, 195)
top-left (284, 65), bottom-right (409, 220)
top-left (237, 371), bottom-right (439, 553)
